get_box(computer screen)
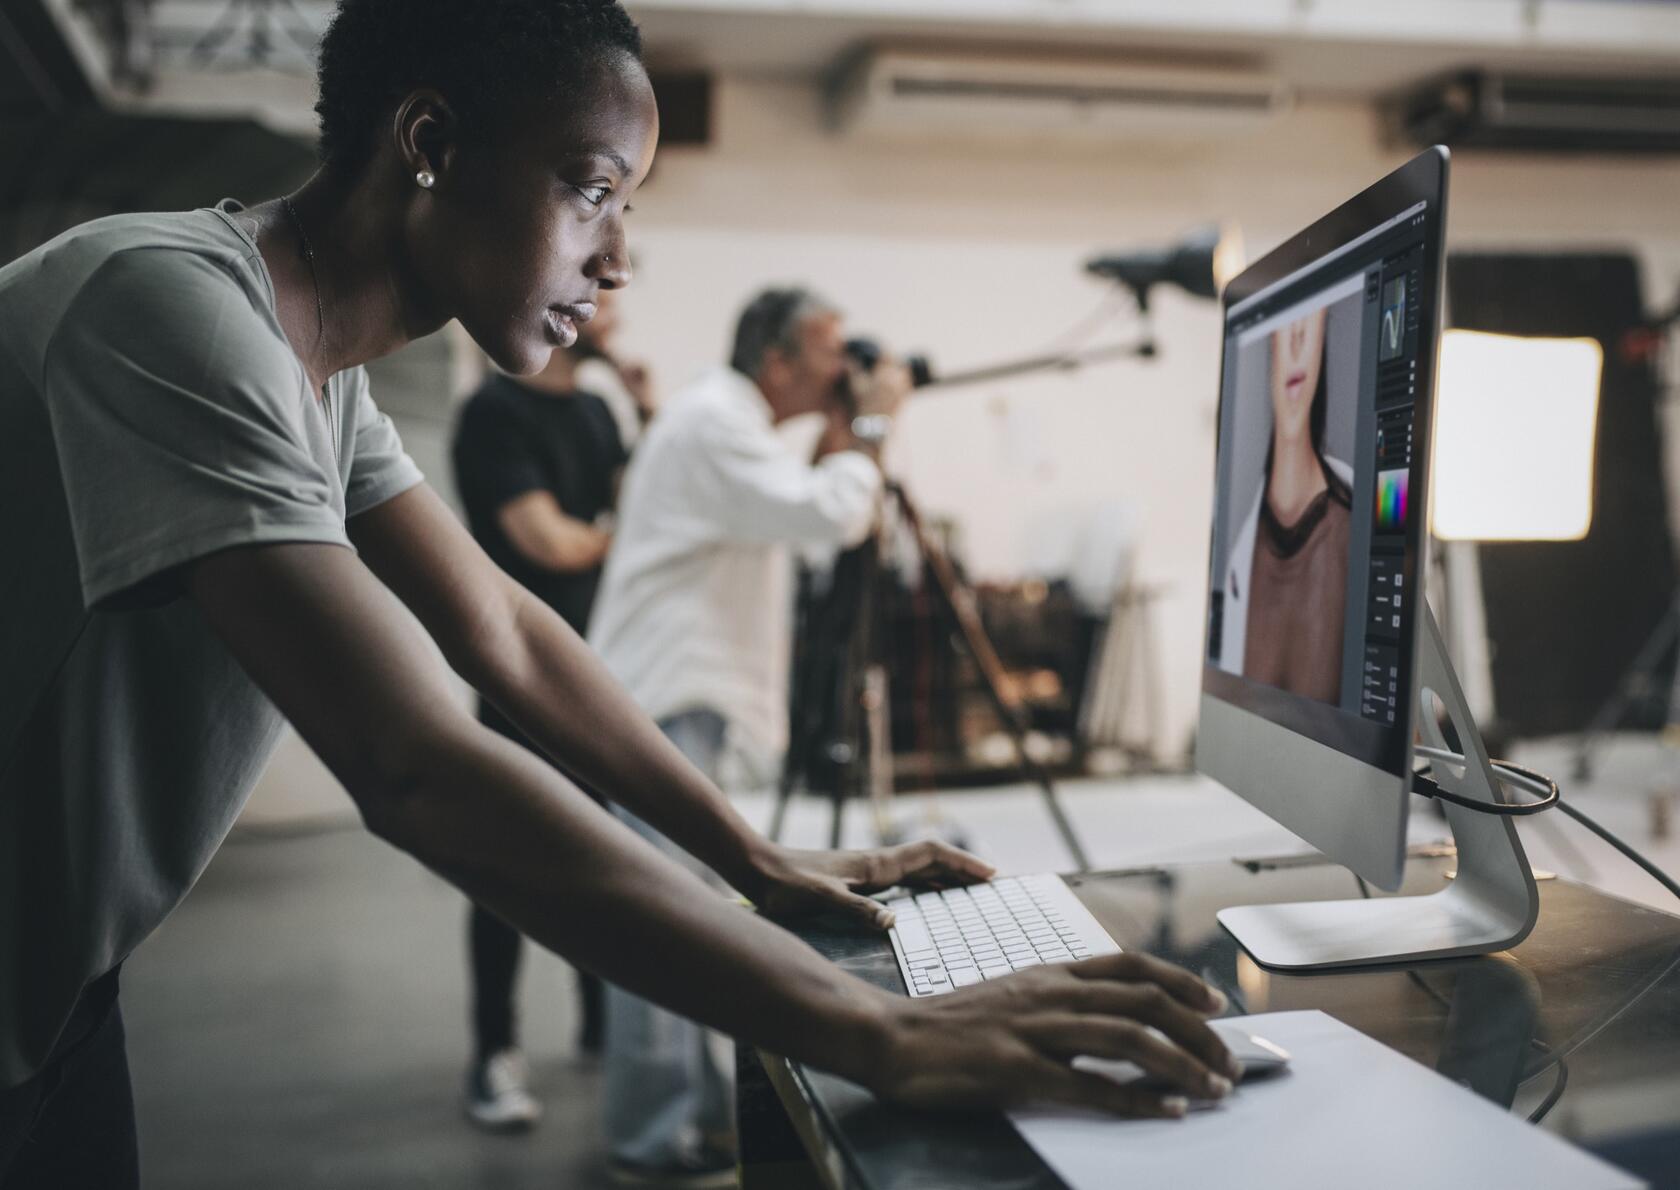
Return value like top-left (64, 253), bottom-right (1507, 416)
top-left (1203, 151), bottom-right (1445, 778)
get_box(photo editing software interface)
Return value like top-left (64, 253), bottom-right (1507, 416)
top-left (1206, 199), bottom-right (1433, 773)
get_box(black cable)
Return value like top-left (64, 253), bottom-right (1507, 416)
top-left (1554, 800), bottom-right (1680, 906)
top-left (1525, 1048), bottom-right (1570, 1124)
top-left (1408, 749), bottom-right (1680, 910)
top-left (1409, 759), bottom-right (1559, 816)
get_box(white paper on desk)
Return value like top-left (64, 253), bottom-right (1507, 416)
top-left (1009, 1010), bottom-right (1642, 1190)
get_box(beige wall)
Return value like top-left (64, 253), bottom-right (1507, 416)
top-left (242, 73), bottom-right (1680, 822)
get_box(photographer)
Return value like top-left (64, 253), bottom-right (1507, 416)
top-left (585, 286), bottom-right (909, 1181)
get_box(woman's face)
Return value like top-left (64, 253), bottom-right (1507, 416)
top-left (1268, 308), bottom-right (1327, 443)
top-left (413, 53), bottom-right (658, 375)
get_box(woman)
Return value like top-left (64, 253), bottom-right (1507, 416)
top-left (0, 3), bottom-right (1233, 1187)
top-left (451, 286), bottom-right (652, 1131)
top-left (1218, 307), bottom-right (1353, 704)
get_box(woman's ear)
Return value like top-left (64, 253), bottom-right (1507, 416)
top-left (392, 89), bottom-right (459, 189)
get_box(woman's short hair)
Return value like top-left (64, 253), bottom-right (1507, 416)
top-left (729, 287), bottom-right (837, 378)
top-left (315, 0), bottom-right (642, 172)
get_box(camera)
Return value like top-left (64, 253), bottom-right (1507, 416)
top-left (843, 337), bottom-right (936, 390)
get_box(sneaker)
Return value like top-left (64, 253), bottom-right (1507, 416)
top-left (606, 1146), bottom-right (737, 1188)
top-left (464, 1048), bottom-right (541, 1133)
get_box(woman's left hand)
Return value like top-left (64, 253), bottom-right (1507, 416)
top-left (747, 840), bottom-right (996, 928)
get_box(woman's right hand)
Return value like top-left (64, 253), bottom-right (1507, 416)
top-left (867, 952), bottom-right (1239, 1118)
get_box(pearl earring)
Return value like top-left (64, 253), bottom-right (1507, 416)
top-left (416, 169), bottom-right (436, 189)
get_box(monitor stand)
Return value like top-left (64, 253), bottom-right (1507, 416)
top-left (1218, 608), bottom-right (1539, 971)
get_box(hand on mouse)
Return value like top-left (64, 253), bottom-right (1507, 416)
top-left (866, 952), bottom-right (1241, 1118)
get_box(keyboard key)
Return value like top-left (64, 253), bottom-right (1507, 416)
top-left (893, 874), bottom-right (1120, 1002)
top-left (895, 920), bottom-right (933, 952)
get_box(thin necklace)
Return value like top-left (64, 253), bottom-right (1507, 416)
top-left (279, 194), bottom-right (338, 460)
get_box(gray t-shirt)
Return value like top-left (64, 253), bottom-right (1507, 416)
top-left (0, 201), bottom-right (423, 1089)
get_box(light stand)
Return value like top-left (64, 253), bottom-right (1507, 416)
top-left (903, 221), bottom-right (1243, 394)
top-left (912, 336), bottom-right (1158, 394)
top-left (1571, 292), bottom-right (1680, 780)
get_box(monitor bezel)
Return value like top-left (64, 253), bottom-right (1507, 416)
top-left (1197, 146), bottom-right (1449, 890)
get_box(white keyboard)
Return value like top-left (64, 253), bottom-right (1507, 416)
top-left (885, 873), bottom-right (1121, 997)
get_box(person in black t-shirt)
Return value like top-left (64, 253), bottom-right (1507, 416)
top-left (450, 288), bottom-right (653, 1132)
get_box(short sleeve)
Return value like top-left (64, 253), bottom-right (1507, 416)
top-left (344, 369), bottom-right (423, 519)
top-left (581, 391), bottom-right (631, 471)
top-left (43, 248), bottom-right (349, 610)
top-left (451, 390), bottom-right (548, 517)
top-left (575, 356), bottom-right (642, 450)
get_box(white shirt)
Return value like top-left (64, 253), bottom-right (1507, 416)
top-left (588, 366), bottom-right (882, 770)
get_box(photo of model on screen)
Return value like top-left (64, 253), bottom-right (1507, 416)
top-left (1218, 308), bottom-right (1352, 704)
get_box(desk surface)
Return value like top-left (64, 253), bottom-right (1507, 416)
top-left (746, 855), bottom-right (1680, 1190)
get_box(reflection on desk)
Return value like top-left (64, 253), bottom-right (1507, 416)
top-left (740, 856), bottom-right (1680, 1190)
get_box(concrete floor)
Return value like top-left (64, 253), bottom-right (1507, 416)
top-left (121, 734), bottom-right (1680, 1188)
top-left (124, 826), bottom-right (609, 1189)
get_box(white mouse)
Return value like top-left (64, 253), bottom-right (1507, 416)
top-left (1072, 1021), bottom-right (1291, 1099)
top-left (1209, 1020), bottom-right (1291, 1080)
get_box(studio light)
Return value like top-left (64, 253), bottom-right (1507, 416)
top-left (1431, 330), bottom-right (1604, 542)
top-left (1085, 223), bottom-right (1246, 310)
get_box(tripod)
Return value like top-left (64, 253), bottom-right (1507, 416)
top-left (768, 481), bottom-right (1093, 871)
top-left (1571, 293), bottom-right (1680, 781)
top-left (1571, 597), bottom-right (1680, 781)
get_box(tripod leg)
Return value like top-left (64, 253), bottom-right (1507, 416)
top-left (862, 665), bottom-right (898, 845)
top-left (890, 486), bottom-right (1092, 872)
top-left (1572, 599), bottom-right (1680, 780)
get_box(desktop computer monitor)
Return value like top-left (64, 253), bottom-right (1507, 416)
top-left (1198, 147), bottom-right (1538, 970)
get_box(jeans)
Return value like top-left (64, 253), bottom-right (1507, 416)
top-left (601, 709), bottom-right (735, 1166)
top-left (0, 969), bottom-right (139, 1190)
